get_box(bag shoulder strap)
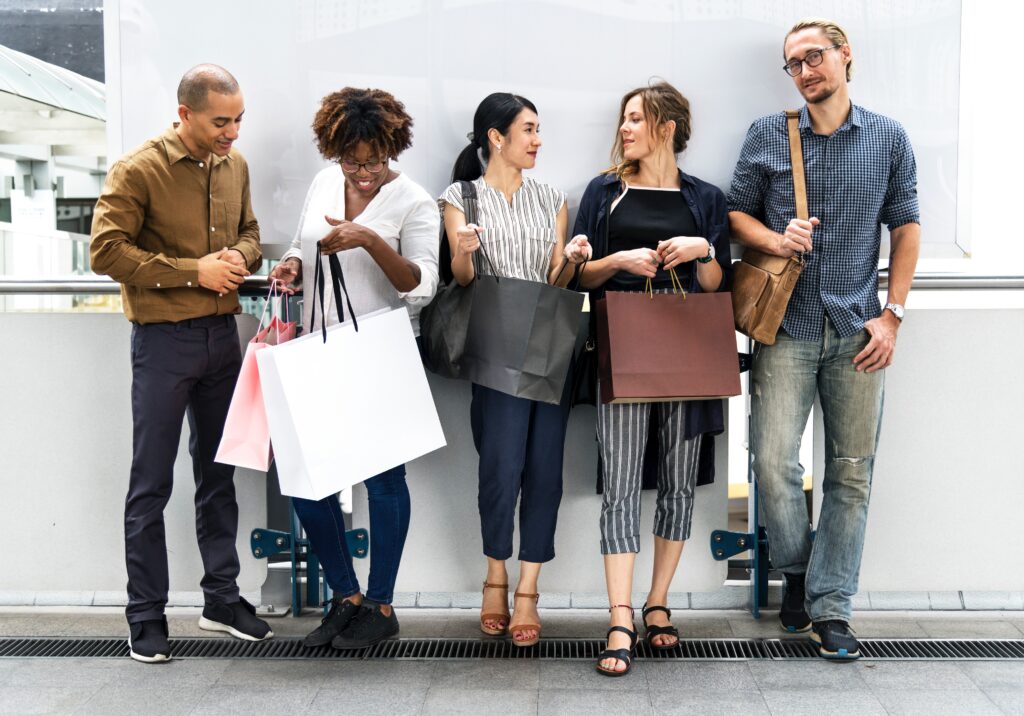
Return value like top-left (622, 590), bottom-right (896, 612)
top-left (459, 179), bottom-right (479, 226)
top-left (785, 110), bottom-right (808, 221)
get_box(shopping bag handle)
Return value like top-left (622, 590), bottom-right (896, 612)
top-left (309, 243), bottom-right (360, 342)
top-left (552, 257), bottom-right (589, 289)
top-left (643, 267), bottom-right (686, 300)
top-left (257, 280), bottom-right (282, 330)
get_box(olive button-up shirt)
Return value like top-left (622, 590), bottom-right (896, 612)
top-left (90, 125), bottom-right (262, 324)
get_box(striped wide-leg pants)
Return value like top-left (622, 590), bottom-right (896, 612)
top-left (597, 386), bottom-right (703, 555)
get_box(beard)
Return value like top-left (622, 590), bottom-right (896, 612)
top-left (803, 81), bottom-right (838, 105)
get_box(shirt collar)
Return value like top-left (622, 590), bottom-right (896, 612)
top-left (162, 124), bottom-right (232, 166)
top-left (798, 103), bottom-right (863, 132)
top-left (598, 168), bottom-right (696, 188)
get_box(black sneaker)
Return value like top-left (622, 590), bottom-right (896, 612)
top-left (331, 602), bottom-right (399, 650)
top-left (810, 620), bottom-right (861, 660)
top-left (302, 596), bottom-right (362, 648)
top-left (128, 617), bottom-right (170, 663)
top-left (198, 597), bottom-right (274, 641)
top-left (780, 573), bottom-right (812, 633)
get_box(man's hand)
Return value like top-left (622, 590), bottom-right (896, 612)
top-left (268, 257), bottom-right (302, 295)
top-left (563, 234), bottom-right (593, 264)
top-left (222, 247), bottom-right (247, 268)
top-left (616, 248), bottom-right (660, 278)
top-left (198, 247), bottom-right (249, 295)
top-left (775, 217), bottom-right (820, 257)
top-left (318, 215), bottom-right (376, 255)
top-left (657, 236), bottom-right (710, 270)
top-left (854, 311), bottom-right (900, 373)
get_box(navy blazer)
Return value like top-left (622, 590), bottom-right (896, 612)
top-left (574, 169), bottom-right (734, 487)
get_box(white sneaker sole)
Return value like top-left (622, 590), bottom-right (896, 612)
top-left (198, 616), bottom-right (274, 641)
top-left (128, 635), bottom-right (169, 663)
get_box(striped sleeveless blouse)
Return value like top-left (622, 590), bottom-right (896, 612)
top-left (440, 176), bottom-right (566, 283)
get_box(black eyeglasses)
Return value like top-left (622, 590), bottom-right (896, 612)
top-left (340, 159), bottom-right (386, 174)
top-left (782, 44), bottom-right (842, 77)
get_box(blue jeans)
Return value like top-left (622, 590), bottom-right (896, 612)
top-left (291, 464), bottom-right (410, 605)
top-left (750, 319), bottom-right (884, 623)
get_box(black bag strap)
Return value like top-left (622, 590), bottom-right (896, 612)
top-left (458, 180), bottom-right (500, 281)
top-left (309, 241), bottom-right (359, 343)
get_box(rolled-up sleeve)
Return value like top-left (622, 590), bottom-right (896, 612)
top-left (727, 121), bottom-right (768, 218)
top-left (397, 194), bottom-right (441, 306)
top-left (880, 125), bottom-right (920, 230)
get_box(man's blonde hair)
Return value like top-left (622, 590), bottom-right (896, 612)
top-left (785, 18), bottom-right (853, 82)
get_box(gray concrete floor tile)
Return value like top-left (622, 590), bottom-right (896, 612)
top-left (726, 616), bottom-right (789, 638)
top-left (99, 658), bottom-right (231, 689)
top-left (640, 662), bottom-right (757, 691)
top-left (649, 690), bottom-right (769, 715)
top-left (748, 660), bottom-right (871, 691)
top-left (760, 687), bottom-right (887, 715)
top-left (982, 687), bottom-right (1024, 715)
top-left (316, 660), bottom-right (438, 687)
top-left (309, 685), bottom-right (428, 716)
top-left (670, 617), bottom-right (734, 639)
top-left (958, 661), bottom-right (1024, 689)
top-left (423, 687), bottom-right (538, 715)
top-left (0, 686), bottom-right (100, 716)
top-left (849, 617), bottom-right (930, 638)
top-left (0, 616), bottom-right (80, 637)
top-left (190, 685), bottom-right (317, 715)
top-left (539, 687), bottom-right (653, 716)
top-left (534, 611), bottom-right (613, 637)
top-left (872, 688), bottom-right (1003, 715)
top-left (433, 660), bottom-right (540, 689)
top-left (213, 659), bottom-right (335, 688)
top-left (916, 618), bottom-right (1024, 638)
top-left (72, 686), bottom-right (206, 716)
top-left (440, 613), bottom-right (491, 638)
top-left (855, 661), bottom-right (978, 690)
top-left (2, 658), bottom-right (123, 688)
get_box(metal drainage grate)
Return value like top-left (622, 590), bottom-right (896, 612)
top-left (1, 637), bottom-right (1023, 661)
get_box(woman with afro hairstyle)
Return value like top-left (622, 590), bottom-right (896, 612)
top-left (439, 93), bottom-right (590, 647)
top-left (269, 87), bottom-right (439, 650)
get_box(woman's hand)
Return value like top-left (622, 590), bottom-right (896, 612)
top-left (318, 215), bottom-right (376, 255)
top-left (268, 257), bottom-right (302, 294)
top-left (454, 223), bottom-right (483, 256)
top-left (563, 234), bottom-right (593, 264)
top-left (657, 236), bottom-right (711, 271)
top-left (617, 247), bottom-right (660, 278)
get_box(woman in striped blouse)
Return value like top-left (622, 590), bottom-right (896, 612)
top-left (439, 92), bottom-right (590, 647)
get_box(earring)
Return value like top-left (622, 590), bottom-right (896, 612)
top-left (497, 144), bottom-right (502, 153)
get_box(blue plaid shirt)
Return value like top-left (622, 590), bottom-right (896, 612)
top-left (727, 104), bottom-right (920, 341)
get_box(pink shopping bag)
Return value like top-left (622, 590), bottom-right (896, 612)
top-left (215, 283), bottom-right (296, 471)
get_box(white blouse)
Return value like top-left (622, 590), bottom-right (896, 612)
top-left (282, 167), bottom-right (440, 336)
top-left (440, 176), bottom-right (566, 283)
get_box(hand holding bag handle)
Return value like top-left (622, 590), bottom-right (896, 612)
top-left (731, 109), bottom-right (807, 345)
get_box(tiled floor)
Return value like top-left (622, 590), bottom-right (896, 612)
top-left (1, 608), bottom-right (1023, 715)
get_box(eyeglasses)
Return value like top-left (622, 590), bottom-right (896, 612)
top-left (782, 44), bottom-right (842, 77)
top-left (340, 159), bottom-right (386, 174)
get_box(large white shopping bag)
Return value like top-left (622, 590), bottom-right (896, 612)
top-left (256, 253), bottom-right (446, 499)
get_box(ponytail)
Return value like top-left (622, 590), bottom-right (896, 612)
top-left (451, 142), bottom-right (483, 183)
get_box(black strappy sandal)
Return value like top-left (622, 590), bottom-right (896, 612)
top-left (596, 605), bottom-right (638, 677)
top-left (642, 603), bottom-right (679, 650)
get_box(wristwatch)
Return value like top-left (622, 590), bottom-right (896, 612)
top-left (697, 241), bottom-right (715, 264)
top-left (885, 302), bottom-right (905, 321)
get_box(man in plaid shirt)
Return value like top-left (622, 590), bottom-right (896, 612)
top-left (728, 18), bottom-right (921, 660)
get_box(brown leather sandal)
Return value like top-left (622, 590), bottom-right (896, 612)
top-left (509, 591), bottom-right (541, 647)
top-left (479, 581), bottom-right (510, 636)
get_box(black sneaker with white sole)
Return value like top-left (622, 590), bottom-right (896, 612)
top-left (302, 596), bottom-right (362, 648)
top-left (779, 573), bottom-right (812, 633)
top-left (810, 619), bottom-right (861, 660)
top-left (331, 602), bottom-right (399, 650)
top-left (128, 617), bottom-right (170, 663)
top-left (198, 597), bottom-right (273, 641)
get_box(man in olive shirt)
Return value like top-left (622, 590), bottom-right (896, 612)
top-left (91, 64), bottom-right (271, 663)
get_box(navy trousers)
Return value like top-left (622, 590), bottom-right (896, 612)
top-left (470, 383), bottom-right (570, 563)
top-left (124, 315), bottom-right (243, 623)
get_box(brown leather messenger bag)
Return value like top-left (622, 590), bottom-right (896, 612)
top-left (731, 109), bottom-right (807, 345)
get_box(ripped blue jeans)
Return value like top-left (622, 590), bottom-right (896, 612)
top-left (750, 317), bottom-right (884, 623)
